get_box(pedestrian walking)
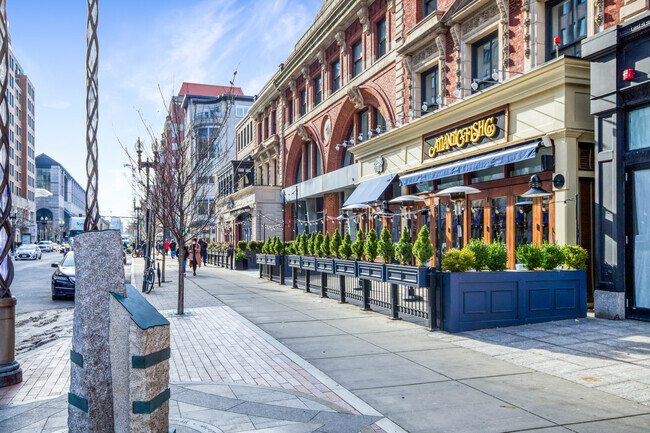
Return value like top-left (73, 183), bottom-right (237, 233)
top-left (200, 238), bottom-right (208, 266)
top-left (170, 240), bottom-right (177, 259)
top-left (177, 245), bottom-right (189, 275)
top-left (165, 240), bottom-right (170, 256)
top-left (188, 238), bottom-right (202, 276)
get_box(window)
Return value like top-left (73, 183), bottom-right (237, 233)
top-left (258, 122), bottom-right (262, 143)
top-left (377, 19), bottom-right (387, 58)
top-left (629, 105), bottom-right (650, 151)
top-left (288, 99), bottom-right (294, 124)
top-left (343, 125), bottom-right (355, 167)
top-left (510, 147), bottom-right (553, 177)
top-left (300, 89), bottom-right (307, 116)
top-left (423, 0), bottom-right (437, 17)
top-left (421, 66), bottom-right (439, 113)
top-left (314, 76), bottom-right (322, 106)
top-left (471, 166), bottom-right (505, 183)
top-left (272, 110), bottom-right (277, 134)
top-left (472, 32), bottom-right (499, 91)
top-left (352, 40), bottom-right (363, 77)
top-left (546, 0), bottom-right (587, 60)
top-left (331, 60), bottom-right (341, 92)
top-left (236, 106), bottom-right (248, 117)
top-left (358, 109), bottom-right (369, 142)
top-left (264, 117), bottom-right (269, 139)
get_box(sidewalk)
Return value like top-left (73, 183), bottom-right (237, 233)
top-left (1, 257), bottom-right (649, 432)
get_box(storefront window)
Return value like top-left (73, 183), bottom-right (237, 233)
top-left (629, 106), bottom-right (650, 151)
top-left (391, 215), bottom-right (401, 242)
top-left (471, 166), bottom-right (505, 184)
top-left (451, 200), bottom-right (464, 249)
top-left (471, 200), bottom-right (484, 240)
top-left (436, 203), bottom-right (448, 253)
top-left (415, 181), bottom-right (433, 193)
top-left (515, 196), bottom-right (533, 253)
top-left (491, 197), bottom-right (507, 245)
top-left (542, 197), bottom-right (550, 242)
top-left (511, 147), bottom-right (553, 178)
top-left (438, 174), bottom-right (463, 190)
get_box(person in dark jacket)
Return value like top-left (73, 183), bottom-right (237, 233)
top-left (200, 238), bottom-right (208, 266)
top-left (170, 240), bottom-right (177, 259)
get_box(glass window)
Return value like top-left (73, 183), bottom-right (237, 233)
top-left (314, 76), bottom-right (322, 106)
top-left (471, 166), bottom-right (505, 183)
top-left (374, 107), bottom-right (386, 131)
top-left (331, 60), bottom-right (341, 92)
top-left (415, 181), bottom-right (433, 193)
top-left (377, 19), bottom-right (387, 58)
top-left (314, 142), bottom-right (323, 177)
top-left (515, 196), bottom-right (534, 254)
top-left (272, 110), bottom-right (277, 134)
top-left (288, 99), bottom-right (293, 124)
top-left (491, 197), bottom-right (507, 246)
top-left (472, 32), bottom-right (499, 91)
top-left (542, 197), bottom-right (550, 242)
top-left (436, 203), bottom-right (448, 253)
top-left (300, 90), bottom-right (307, 116)
top-left (305, 141), bottom-right (311, 180)
top-left (437, 175), bottom-right (463, 190)
top-left (343, 125), bottom-right (355, 167)
top-left (451, 200), bottom-right (465, 249)
top-left (421, 66), bottom-right (439, 113)
top-left (358, 109), bottom-right (369, 142)
top-left (511, 147), bottom-right (553, 177)
top-left (423, 0), bottom-right (437, 17)
top-left (547, 0), bottom-right (588, 60)
top-left (629, 105), bottom-right (650, 151)
top-left (471, 200), bottom-right (484, 240)
top-left (352, 40), bottom-right (363, 77)
top-left (295, 156), bottom-right (302, 184)
top-left (264, 117), bottom-right (269, 139)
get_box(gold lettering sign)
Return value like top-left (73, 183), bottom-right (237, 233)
top-left (428, 117), bottom-right (497, 158)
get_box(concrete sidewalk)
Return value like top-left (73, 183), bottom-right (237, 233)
top-left (2, 257), bottom-right (650, 432)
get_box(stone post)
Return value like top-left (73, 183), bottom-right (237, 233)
top-left (0, 297), bottom-right (22, 387)
top-left (68, 230), bottom-right (126, 432)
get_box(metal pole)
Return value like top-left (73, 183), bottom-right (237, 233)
top-left (0, 0), bottom-right (22, 388)
top-left (84, 0), bottom-right (99, 231)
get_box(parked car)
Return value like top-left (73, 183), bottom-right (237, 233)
top-left (15, 244), bottom-right (42, 260)
top-left (51, 252), bottom-right (75, 300)
top-left (38, 241), bottom-right (54, 252)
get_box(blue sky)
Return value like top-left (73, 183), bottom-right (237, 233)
top-left (7, 0), bottom-right (322, 219)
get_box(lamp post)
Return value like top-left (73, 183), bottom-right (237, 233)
top-left (39, 216), bottom-right (49, 242)
top-left (9, 213), bottom-right (15, 253)
top-left (136, 137), bottom-right (159, 292)
top-left (59, 220), bottom-right (65, 243)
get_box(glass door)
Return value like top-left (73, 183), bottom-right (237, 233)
top-left (629, 168), bottom-right (650, 318)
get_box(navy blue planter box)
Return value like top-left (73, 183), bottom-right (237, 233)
top-left (357, 262), bottom-right (386, 282)
top-left (301, 256), bottom-right (316, 271)
top-left (442, 270), bottom-right (587, 333)
top-left (333, 259), bottom-right (357, 277)
top-left (256, 254), bottom-right (266, 265)
top-left (266, 255), bottom-right (281, 266)
top-left (385, 264), bottom-right (429, 287)
top-left (315, 258), bottom-right (335, 274)
top-left (288, 255), bottom-right (301, 269)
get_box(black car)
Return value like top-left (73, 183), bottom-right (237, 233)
top-left (51, 252), bottom-right (75, 300)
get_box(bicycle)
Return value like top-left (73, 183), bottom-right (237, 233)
top-left (144, 264), bottom-right (156, 294)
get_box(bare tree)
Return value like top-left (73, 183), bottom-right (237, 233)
top-left (124, 71), bottom-right (238, 314)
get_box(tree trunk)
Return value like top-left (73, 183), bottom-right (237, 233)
top-left (161, 226), bottom-right (166, 282)
top-left (177, 238), bottom-right (185, 315)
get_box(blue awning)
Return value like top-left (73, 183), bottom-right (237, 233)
top-left (343, 173), bottom-right (397, 207)
top-left (400, 142), bottom-right (540, 186)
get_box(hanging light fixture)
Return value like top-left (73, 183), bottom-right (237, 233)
top-left (521, 175), bottom-right (552, 198)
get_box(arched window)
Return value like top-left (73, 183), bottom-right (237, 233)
top-left (294, 141), bottom-right (323, 184)
top-left (342, 125), bottom-right (355, 167)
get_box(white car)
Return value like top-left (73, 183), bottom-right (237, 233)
top-left (38, 241), bottom-right (54, 252)
top-left (15, 244), bottom-right (42, 260)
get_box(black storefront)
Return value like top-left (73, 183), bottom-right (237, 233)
top-left (583, 11), bottom-right (650, 321)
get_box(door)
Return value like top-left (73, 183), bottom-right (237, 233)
top-left (627, 165), bottom-right (650, 320)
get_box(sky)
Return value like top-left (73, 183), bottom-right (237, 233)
top-left (7, 0), bottom-right (322, 220)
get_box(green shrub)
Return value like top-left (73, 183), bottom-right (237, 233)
top-left (238, 241), bottom-right (247, 251)
top-left (331, 228), bottom-right (342, 258)
top-left (321, 232), bottom-right (331, 257)
top-left (307, 232), bottom-right (317, 256)
top-left (486, 241), bottom-right (508, 271)
top-left (262, 238), bottom-right (271, 254)
top-left (412, 225), bottom-right (433, 266)
top-left (395, 226), bottom-right (413, 265)
top-left (235, 249), bottom-right (246, 261)
top-left (339, 232), bottom-right (353, 260)
top-left (273, 236), bottom-right (284, 255)
top-left (378, 226), bottom-right (395, 264)
top-left (299, 232), bottom-right (308, 256)
top-left (563, 245), bottom-right (588, 270)
top-left (441, 249), bottom-right (475, 272)
top-left (315, 232), bottom-right (324, 257)
top-left (351, 230), bottom-right (366, 261)
top-left (364, 229), bottom-right (378, 262)
top-left (465, 239), bottom-right (489, 271)
top-left (516, 243), bottom-right (542, 270)
top-left (541, 242), bottom-right (564, 270)
top-left (285, 241), bottom-right (296, 255)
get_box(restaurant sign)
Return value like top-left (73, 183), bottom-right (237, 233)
top-left (424, 109), bottom-right (507, 160)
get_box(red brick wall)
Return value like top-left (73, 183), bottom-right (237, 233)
top-left (437, 0), bottom-right (455, 11)
top-left (508, 0), bottom-right (525, 73)
top-left (604, 0), bottom-right (625, 28)
top-left (284, 204), bottom-right (294, 241)
top-left (403, 0), bottom-right (421, 35)
top-left (323, 193), bottom-right (340, 236)
top-left (445, 30), bottom-right (457, 98)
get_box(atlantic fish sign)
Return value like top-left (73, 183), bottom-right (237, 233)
top-left (423, 109), bottom-right (507, 160)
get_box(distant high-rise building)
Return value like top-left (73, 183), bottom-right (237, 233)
top-left (9, 46), bottom-right (37, 244)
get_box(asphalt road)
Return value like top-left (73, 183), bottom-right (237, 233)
top-left (10, 250), bottom-right (132, 314)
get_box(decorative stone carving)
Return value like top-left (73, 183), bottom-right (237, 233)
top-left (347, 86), bottom-right (365, 109)
top-left (335, 30), bottom-right (346, 55)
top-left (462, 4), bottom-right (499, 35)
top-left (435, 33), bottom-right (446, 58)
top-left (301, 66), bottom-right (309, 82)
top-left (450, 23), bottom-right (462, 80)
top-left (316, 48), bottom-right (325, 68)
top-left (289, 81), bottom-right (297, 94)
top-left (522, 0), bottom-right (531, 58)
top-left (494, 0), bottom-right (509, 68)
top-left (323, 117), bottom-right (332, 144)
top-left (358, 6), bottom-right (370, 35)
top-left (387, 0), bottom-right (396, 13)
top-left (374, 156), bottom-right (385, 174)
top-left (413, 44), bottom-right (438, 69)
top-left (297, 124), bottom-right (310, 141)
top-left (594, 0), bottom-right (604, 27)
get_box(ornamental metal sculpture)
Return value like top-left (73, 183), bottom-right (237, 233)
top-left (84, 0), bottom-right (99, 231)
top-left (0, 0), bottom-right (14, 299)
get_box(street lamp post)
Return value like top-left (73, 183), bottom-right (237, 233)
top-left (59, 220), bottom-right (65, 243)
top-left (9, 213), bottom-right (15, 253)
top-left (39, 216), bottom-right (49, 242)
top-left (136, 138), bottom-right (159, 292)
